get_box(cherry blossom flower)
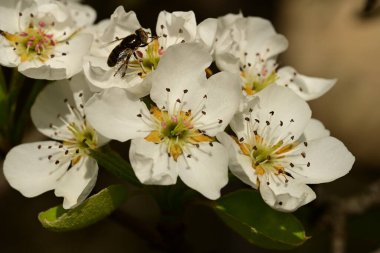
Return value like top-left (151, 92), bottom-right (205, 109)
top-left (0, 0), bottom-right (95, 80)
top-left (85, 43), bottom-right (241, 199)
top-left (217, 85), bottom-right (354, 212)
top-left (3, 74), bottom-right (108, 208)
top-left (83, 6), bottom-right (197, 97)
top-left (205, 14), bottom-right (335, 101)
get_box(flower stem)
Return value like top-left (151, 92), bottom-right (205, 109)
top-left (11, 79), bottom-right (45, 144)
top-left (90, 146), bottom-right (142, 187)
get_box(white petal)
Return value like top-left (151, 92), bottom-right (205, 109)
top-left (259, 180), bottom-right (316, 212)
top-left (55, 156), bottom-right (98, 209)
top-left (31, 80), bottom-right (77, 140)
top-left (19, 33), bottom-right (93, 80)
top-left (156, 11), bottom-right (197, 49)
top-left (277, 66), bottom-right (336, 101)
top-left (217, 12), bottom-right (244, 29)
top-left (82, 56), bottom-right (150, 97)
top-left (241, 17), bottom-right (288, 59)
top-left (0, 0), bottom-right (20, 33)
top-left (292, 136), bottom-right (355, 184)
top-left (68, 72), bottom-right (94, 107)
top-left (196, 18), bottom-right (217, 51)
top-left (231, 85), bottom-right (311, 142)
top-left (198, 71), bottom-right (241, 136)
top-left (216, 132), bottom-right (257, 188)
top-left (302, 118), bottom-right (330, 141)
top-left (214, 51), bottom-right (241, 73)
top-left (178, 142), bottom-right (229, 200)
top-left (68, 2), bottom-right (96, 28)
top-left (102, 6), bottom-right (141, 42)
top-left (129, 138), bottom-right (178, 185)
top-left (150, 43), bottom-right (211, 114)
top-left (3, 141), bottom-right (69, 198)
top-left (0, 37), bottom-right (20, 67)
top-left (84, 87), bottom-right (150, 142)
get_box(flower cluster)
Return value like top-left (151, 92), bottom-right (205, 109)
top-left (2, 2), bottom-right (354, 212)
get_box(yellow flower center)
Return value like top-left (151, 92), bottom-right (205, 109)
top-left (241, 68), bottom-right (277, 96)
top-left (144, 106), bottom-right (213, 161)
top-left (130, 39), bottom-right (163, 78)
top-left (236, 134), bottom-right (295, 182)
top-left (1, 21), bottom-right (57, 62)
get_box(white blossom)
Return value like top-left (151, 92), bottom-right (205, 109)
top-left (3, 74), bottom-right (108, 208)
top-left (85, 43), bottom-right (241, 199)
top-left (0, 0), bottom-right (95, 80)
top-left (83, 6), bottom-right (197, 97)
top-left (217, 85), bottom-right (354, 212)
top-left (206, 14), bottom-right (335, 101)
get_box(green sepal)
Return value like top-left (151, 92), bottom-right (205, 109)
top-left (38, 184), bottom-right (128, 232)
top-left (214, 189), bottom-right (308, 250)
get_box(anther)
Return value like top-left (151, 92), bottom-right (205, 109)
top-left (218, 119), bottom-right (223, 124)
top-left (137, 114), bottom-right (142, 117)
top-left (290, 119), bottom-right (294, 123)
top-left (249, 108), bottom-right (253, 112)
top-left (245, 117), bottom-right (250, 122)
top-left (307, 162), bottom-right (311, 167)
top-left (209, 142), bottom-right (213, 147)
top-left (166, 88), bottom-right (170, 92)
top-left (62, 53), bottom-right (67, 56)
top-left (201, 111), bottom-right (206, 115)
top-left (38, 145), bottom-right (41, 149)
top-left (178, 28), bottom-right (183, 33)
top-left (301, 152), bottom-right (306, 158)
top-left (255, 119), bottom-right (260, 123)
top-left (239, 137), bottom-right (244, 142)
top-left (304, 141), bottom-right (308, 147)
top-left (176, 98), bottom-right (181, 103)
top-left (290, 163), bottom-right (294, 167)
top-left (183, 89), bottom-right (188, 93)
top-left (266, 121), bottom-right (270, 126)
top-left (269, 111), bottom-right (274, 115)
top-left (55, 160), bottom-right (60, 165)
top-left (280, 121), bottom-right (283, 126)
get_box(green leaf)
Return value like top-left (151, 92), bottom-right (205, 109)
top-left (214, 189), bottom-right (308, 250)
top-left (38, 184), bottom-right (128, 232)
top-left (90, 147), bottom-right (141, 187)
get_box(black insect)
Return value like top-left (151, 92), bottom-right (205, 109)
top-left (107, 28), bottom-right (152, 77)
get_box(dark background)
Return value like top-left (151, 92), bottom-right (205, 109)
top-left (1, 0), bottom-right (380, 252)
